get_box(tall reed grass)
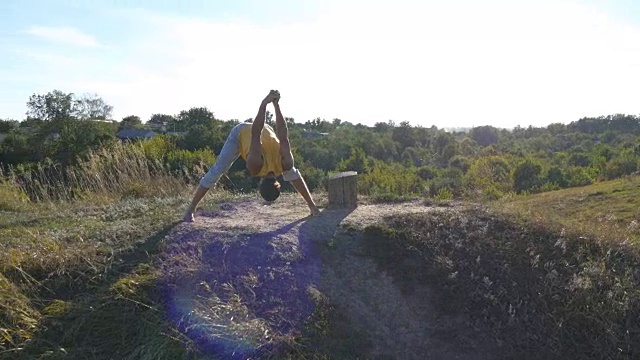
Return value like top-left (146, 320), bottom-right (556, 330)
top-left (0, 138), bottom-right (214, 203)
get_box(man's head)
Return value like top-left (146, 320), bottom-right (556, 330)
top-left (259, 173), bottom-right (281, 202)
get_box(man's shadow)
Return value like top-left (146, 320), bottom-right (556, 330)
top-left (161, 206), bottom-right (355, 359)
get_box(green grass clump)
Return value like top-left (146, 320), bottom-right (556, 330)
top-left (0, 182), bottom-right (30, 212)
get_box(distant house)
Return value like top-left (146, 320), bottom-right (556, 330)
top-left (116, 129), bottom-right (157, 141)
top-left (301, 131), bottom-right (329, 139)
top-left (147, 123), bottom-right (167, 132)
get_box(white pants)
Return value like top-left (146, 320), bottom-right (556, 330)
top-left (199, 123), bottom-right (301, 188)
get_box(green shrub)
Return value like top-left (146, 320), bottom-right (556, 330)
top-left (464, 156), bottom-right (512, 197)
top-left (165, 148), bottom-right (216, 182)
top-left (448, 155), bottom-right (471, 173)
top-left (434, 187), bottom-right (453, 200)
top-left (604, 156), bottom-right (638, 180)
top-left (140, 135), bottom-right (176, 162)
top-left (336, 147), bottom-right (372, 174)
top-left (565, 166), bottom-right (594, 187)
top-left (513, 158), bottom-right (543, 193)
top-left (0, 181), bottom-right (30, 211)
top-left (568, 152), bottom-right (590, 167)
top-left (428, 168), bottom-right (464, 198)
top-left (297, 162), bottom-right (326, 191)
top-left (546, 166), bottom-right (568, 188)
top-left (358, 161), bottom-right (423, 196)
top-left (416, 165), bottom-right (438, 181)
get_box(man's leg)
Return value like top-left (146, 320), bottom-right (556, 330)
top-left (183, 124), bottom-right (243, 222)
top-left (246, 90), bottom-right (279, 176)
top-left (273, 96), bottom-right (320, 216)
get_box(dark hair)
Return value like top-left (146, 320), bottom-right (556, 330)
top-left (259, 177), bottom-right (281, 202)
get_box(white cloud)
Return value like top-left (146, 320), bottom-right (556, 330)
top-left (60, 1), bottom-right (640, 128)
top-left (8, 48), bottom-right (80, 67)
top-left (25, 26), bottom-right (101, 47)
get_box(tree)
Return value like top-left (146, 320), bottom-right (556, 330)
top-left (458, 137), bottom-right (478, 156)
top-left (392, 121), bottom-right (418, 150)
top-left (148, 114), bottom-right (175, 127)
top-left (26, 90), bottom-right (113, 122)
top-left (0, 132), bottom-right (36, 164)
top-left (470, 125), bottom-right (500, 147)
top-left (546, 166), bottom-right (567, 188)
top-left (568, 152), bottom-right (590, 167)
top-left (604, 155), bottom-right (638, 180)
top-left (373, 120), bottom-right (394, 133)
top-left (53, 119), bottom-right (117, 164)
top-left (26, 90), bottom-right (75, 121)
top-left (74, 93), bottom-right (113, 120)
top-left (513, 158), bottom-right (543, 193)
top-left (177, 107), bottom-right (216, 129)
top-left (178, 122), bottom-right (224, 152)
top-left (119, 115), bottom-right (142, 131)
top-left (337, 147), bottom-right (371, 174)
top-left (305, 118), bottom-right (336, 132)
top-left (266, 110), bottom-right (274, 127)
top-left (465, 156), bottom-right (513, 196)
top-left (286, 117), bottom-right (295, 126)
top-left (0, 119), bottom-right (19, 133)
top-left (18, 117), bottom-right (44, 129)
top-left (432, 132), bottom-right (457, 167)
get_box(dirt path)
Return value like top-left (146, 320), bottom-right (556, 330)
top-left (161, 193), bottom-right (486, 359)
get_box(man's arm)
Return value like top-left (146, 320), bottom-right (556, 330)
top-left (247, 91), bottom-right (278, 176)
top-left (290, 175), bottom-right (320, 216)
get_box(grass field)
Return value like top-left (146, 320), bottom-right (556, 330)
top-left (0, 191), bottom-right (233, 359)
top-left (493, 175), bottom-right (640, 244)
top-left (360, 175), bottom-right (640, 359)
top-left (2, 174), bottom-right (640, 359)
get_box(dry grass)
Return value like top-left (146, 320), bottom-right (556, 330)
top-left (363, 195), bottom-right (640, 359)
top-left (0, 179), bottom-right (268, 359)
top-left (0, 140), bottom-right (198, 203)
top-left (0, 194), bottom-right (191, 358)
top-left (493, 175), bottom-right (640, 245)
top-left (0, 140), bottom-right (238, 359)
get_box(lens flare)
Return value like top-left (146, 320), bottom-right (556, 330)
top-left (159, 216), bottom-right (321, 358)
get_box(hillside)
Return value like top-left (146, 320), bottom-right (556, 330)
top-left (493, 175), bottom-right (640, 243)
top-left (2, 177), bottom-right (640, 359)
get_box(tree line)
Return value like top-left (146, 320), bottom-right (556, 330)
top-left (2, 89), bottom-right (640, 200)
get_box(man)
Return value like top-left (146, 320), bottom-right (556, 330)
top-left (183, 90), bottom-right (321, 222)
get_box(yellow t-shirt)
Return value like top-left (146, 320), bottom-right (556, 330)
top-left (238, 124), bottom-right (283, 177)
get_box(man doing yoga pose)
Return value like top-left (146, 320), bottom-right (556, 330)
top-left (183, 90), bottom-right (320, 222)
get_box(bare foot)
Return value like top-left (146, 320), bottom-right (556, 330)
top-left (182, 209), bottom-right (195, 222)
top-left (309, 205), bottom-right (321, 217)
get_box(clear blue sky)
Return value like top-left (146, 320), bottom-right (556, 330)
top-left (1, 0), bottom-right (639, 129)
